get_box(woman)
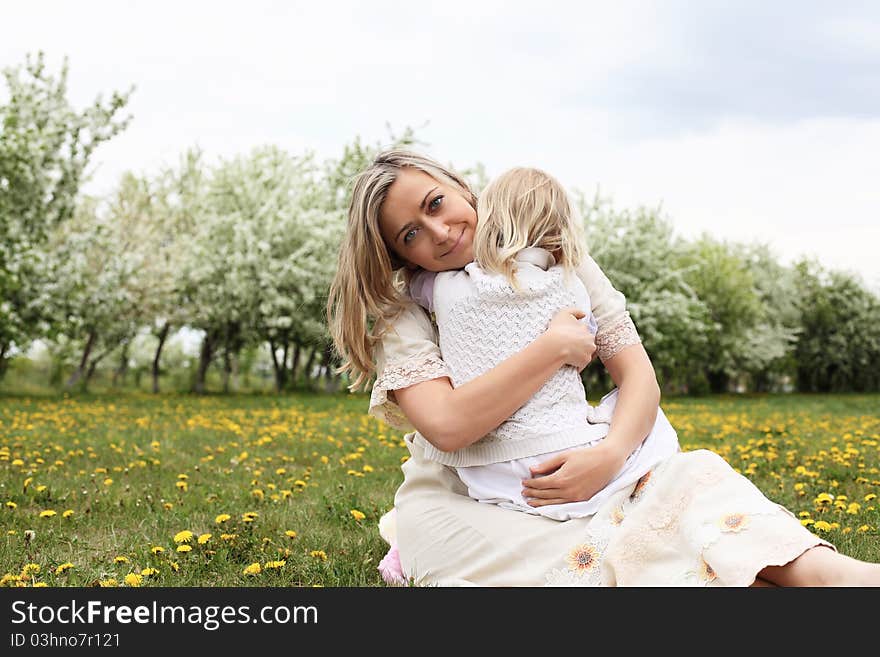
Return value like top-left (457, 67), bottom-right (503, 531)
top-left (327, 150), bottom-right (879, 586)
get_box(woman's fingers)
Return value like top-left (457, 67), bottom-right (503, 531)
top-left (527, 497), bottom-right (568, 507)
top-left (521, 485), bottom-right (561, 499)
top-left (528, 453), bottom-right (567, 477)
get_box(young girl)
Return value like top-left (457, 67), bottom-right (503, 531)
top-left (405, 167), bottom-right (679, 520)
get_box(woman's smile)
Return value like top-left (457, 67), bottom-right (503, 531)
top-left (442, 227), bottom-right (465, 258)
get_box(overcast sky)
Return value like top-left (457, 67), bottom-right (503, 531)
top-left (3, 0), bottom-right (879, 290)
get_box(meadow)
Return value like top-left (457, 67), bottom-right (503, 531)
top-left (1, 391), bottom-right (878, 586)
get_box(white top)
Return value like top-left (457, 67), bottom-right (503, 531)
top-left (408, 249), bottom-right (606, 467)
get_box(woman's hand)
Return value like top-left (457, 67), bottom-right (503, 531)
top-left (544, 307), bottom-right (596, 371)
top-left (521, 442), bottom-right (628, 506)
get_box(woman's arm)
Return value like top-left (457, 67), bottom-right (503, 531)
top-left (394, 307), bottom-right (595, 452)
top-left (520, 343), bottom-right (660, 507)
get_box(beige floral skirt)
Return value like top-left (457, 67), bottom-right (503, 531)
top-left (394, 433), bottom-right (835, 586)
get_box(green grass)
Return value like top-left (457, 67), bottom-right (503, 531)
top-left (1, 391), bottom-right (878, 586)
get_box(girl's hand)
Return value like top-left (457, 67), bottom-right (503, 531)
top-left (521, 443), bottom-right (627, 506)
top-left (544, 307), bottom-right (596, 371)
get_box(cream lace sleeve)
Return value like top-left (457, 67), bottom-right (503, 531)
top-left (575, 254), bottom-right (642, 363)
top-left (369, 300), bottom-right (450, 432)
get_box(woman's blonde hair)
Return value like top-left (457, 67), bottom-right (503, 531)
top-left (326, 149), bottom-right (476, 392)
top-left (474, 167), bottom-right (585, 289)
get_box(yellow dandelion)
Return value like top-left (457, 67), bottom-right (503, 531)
top-left (294, 480), bottom-right (307, 488)
top-left (220, 533), bottom-right (237, 541)
top-left (285, 530), bottom-right (297, 539)
top-left (162, 503), bottom-right (174, 510)
top-left (124, 573), bottom-right (142, 587)
top-left (177, 474), bottom-right (188, 480)
top-left (814, 493), bottom-right (834, 506)
top-left (362, 465), bottom-right (374, 473)
top-left (175, 481), bottom-right (188, 491)
top-left (62, 509), bottom-right (74, 518)
top-left (173, 530), bottom-right (194, 544)
top-left (251, 489), bottom-right (264, 501)
top-left (169, 562), bottom-right (179, 572)
top-left (865, 494), bottom-right (877, 502)
top-left (719, 513), bottom-right (749, 533)
top-left (350, 509), bottom-right (366, 521)
top-left (54, 563), bottom-right (74, 575)
top-left (197, 533), bottom-right (211, 545)
top-left (566, 543), bottom-right (600, 572)
top-left (813, 520), bottom-right (834, 532)
top-left (310, 550), bottom-right (328, 562)
top-left (264, 560), bottom-right (286, 570)
top-left (857, 525), bottom-right (872, 533)
top-left (103, 478), bottom-right (113, 486)
top-left (33, 582), bottom-right (48, 587)
top-left (98, 578), bottom-right (118, 587)
top-left (35, 485), bottom-right (47, 493)
top-left (215, 513), bottom-right (231, 524)
top-left (243, 563), bottom-right (262, 575)
top-left (176, 545), bottom-right (192, 553)
top-left (150, 546), bottom-right (165, 555)
top-left (114, 556), bottom-right (129, 564)
top-left (21, 563), bottom-right (40, 576)
top-left (140, 568), bottom-right (159, 577)
top-left (39, 510), bottom-right (56, 518)
top-left (798, 511), bottom-right (811, 518)
top-left (5, 501), bottom-right (16, 509)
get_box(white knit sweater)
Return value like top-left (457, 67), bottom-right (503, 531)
top-left (411, 249), bottom-right (608, 467)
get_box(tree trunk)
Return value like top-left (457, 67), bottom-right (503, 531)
top-left (222, 346), bottom-right (232, 394)
top-left (0, 342), bottom-right (9, 382)
top-left (193, 330), bottom-right (215, 394)
top-left (303, 347), bottom-right (318, 388)
top-left (290, 343), bottom-right (301, 386)
top-left (152, 322), bottom-right (170, 393)
top-left (320, 342), bottom-right (334, 392)
top-left (82, 344), bottom-right (115, 392)
top-left (66, 331), bottom-right (96, 388)
top-left (112, 341), bottom-right (130, 387)
top-left (268, 339), bottom-right (286, 393)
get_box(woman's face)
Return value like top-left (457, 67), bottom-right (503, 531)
top-left (378, 168), bottom-right (476, 272)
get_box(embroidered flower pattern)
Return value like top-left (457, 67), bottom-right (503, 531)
top-left (719, 512), bottom-right (749, 533)
top-left (630, 471), bottom-right (652, 501)
top-left (566, 543), bottom-right (600, 573)
top-left (699, 559), bottom-right (717, 583)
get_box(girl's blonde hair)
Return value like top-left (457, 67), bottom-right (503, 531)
top-left (326, 149), bottom-right (476, 392)
top-left (474, 167), bottom-right (585, 289)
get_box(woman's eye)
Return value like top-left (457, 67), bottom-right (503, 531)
top-left (429, 195), bottom-right (443, 211)
top-left (403, 228), bottom-right (418, 244)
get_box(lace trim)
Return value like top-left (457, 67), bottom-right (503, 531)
top-left (595, 314), bottom-right (641, 363)
top-left (369, 354), bottom-right (450, 431)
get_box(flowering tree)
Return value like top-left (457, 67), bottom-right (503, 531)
top-left (0, 53), bottom-right (131, 379)
top-left (580, 195), bottom-right (711, 393)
